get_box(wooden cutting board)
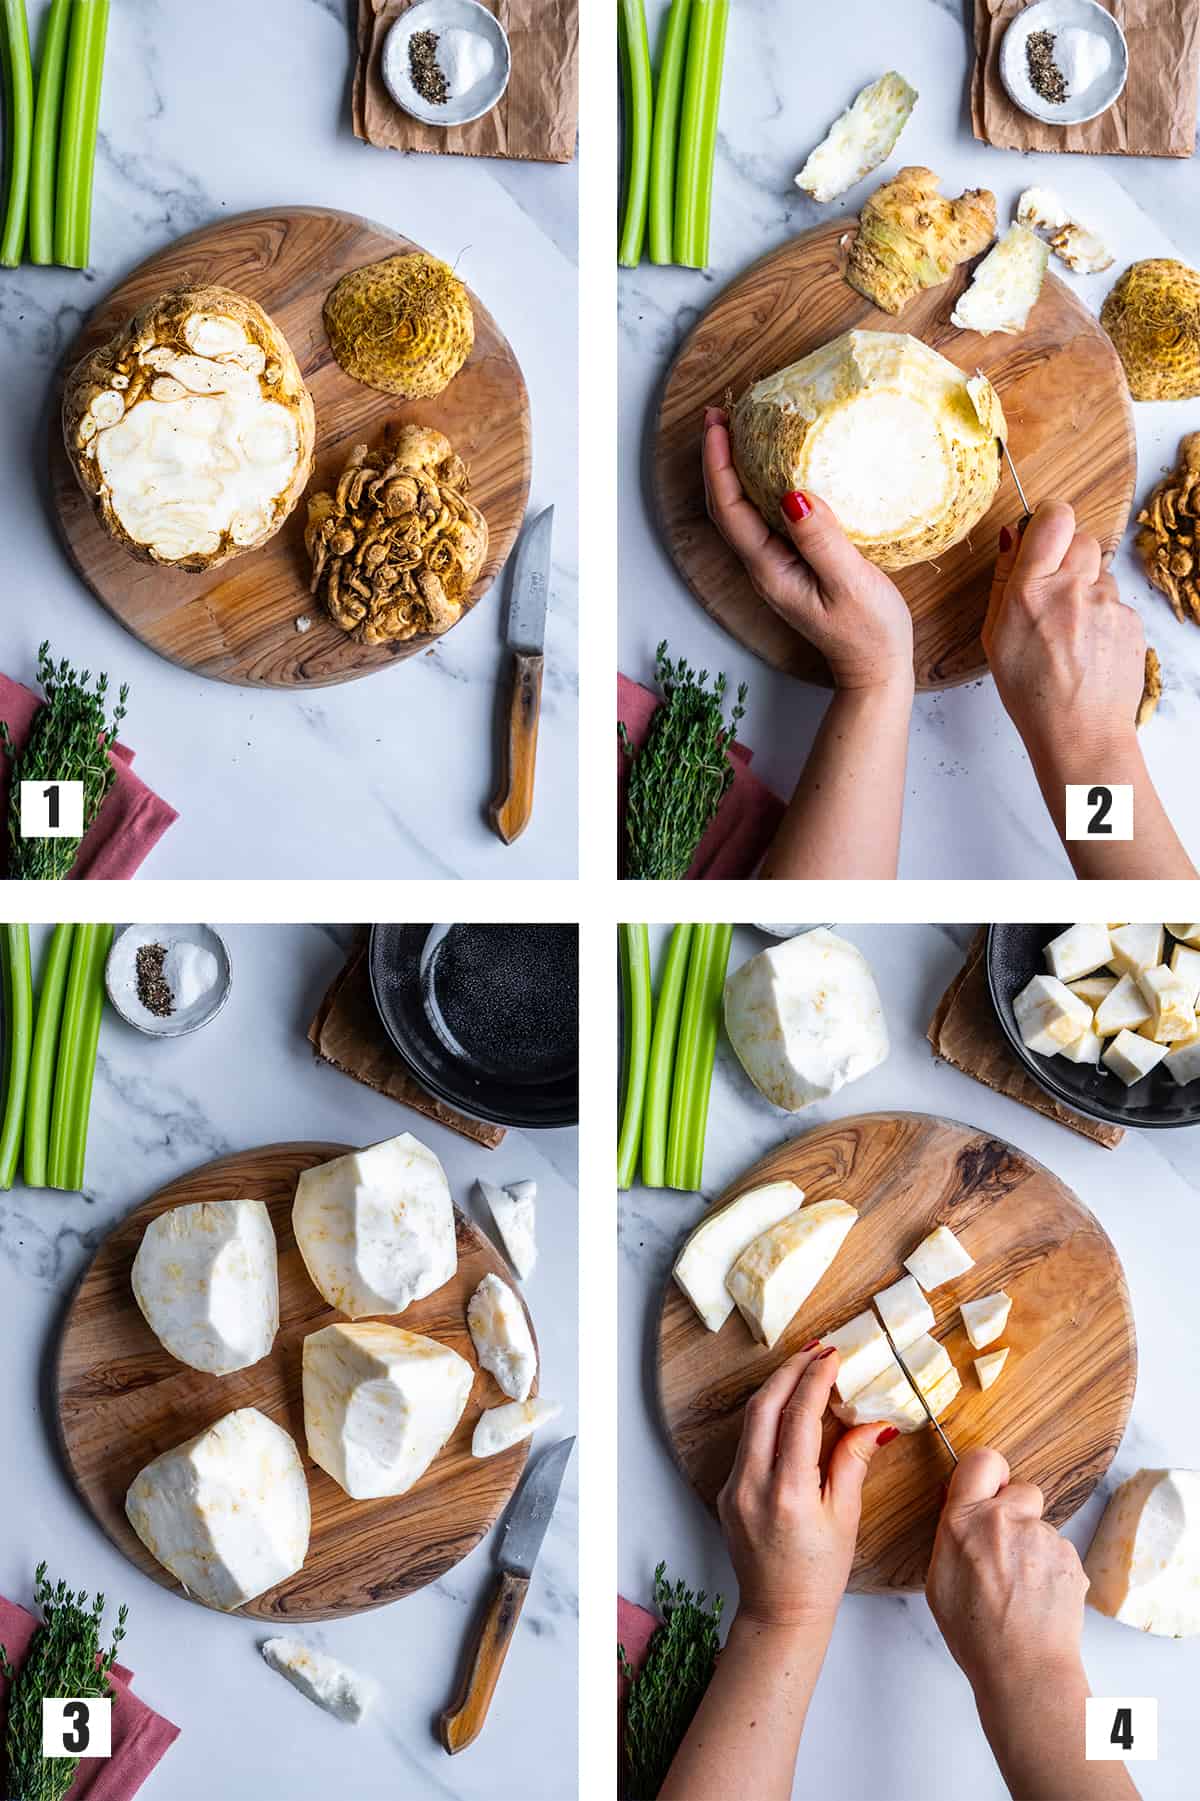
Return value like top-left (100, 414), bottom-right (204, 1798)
top-left (657, 1112), bottom-right (1136, 1591)
top-left (55, 1143), bottom-right (537, 1621)
top-left (655, 220), bottom-right (1137, 691)
top-left (50, 207), bottom-right (532, 688)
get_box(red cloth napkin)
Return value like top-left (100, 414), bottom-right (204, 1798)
top-left (618, 1597), bottom-right (660, 1789)
top-left (0, 677), bottom-right (178, 880)
top-left (0, 1594), bottom-right (180, 1798)
top-left (617, 675), bottom-right (785, 880)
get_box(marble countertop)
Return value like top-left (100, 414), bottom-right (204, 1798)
top-left (619, 0), bottom-right (1200, 877)
top-left (0, 925), bottom-right (578, 1801)
top-left (620, 924), bottom-right (1200, 1799)
top-left (1, 0), bottom-right (577, 879)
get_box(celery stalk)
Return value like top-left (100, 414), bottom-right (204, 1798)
top-left (55, 0), bottom-right (108, 269)
top-left (48, 921), bottom-right (98, 1188)
top-left (618, 924), bottom-right (652, 1190)
top-left (674, 0), bottom-right (728, 269)
top-left (0, 925), bottom-right (32, 1188)
top-left (29, 0), bottom-right (71, 265)
top-left (60, 921), bottom-right (110, 1191)
top-left (24, 924), bottom-right (74, 1188)
top-left (648, 0), bottom-right (690, 265)
top-left (665, 924), bottom-right (714, 1188)
top-left (618, 0), bottom-right (652, 267)
top-left (1, 0), bottom-right (34, 267)
top-left (680, 923), bottom-right (731, 1188)
top-left (641, 923), bottom-right (692, 1187)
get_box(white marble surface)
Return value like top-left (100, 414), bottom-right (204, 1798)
top-left (0, 925), bottom-right (578, 1801)
top-left (0, 0), bottom-right (577, 878)
top-left (620, 924), bottom-right (1200, 1799)
top-left (619, 0), bottom-right (1200, 877)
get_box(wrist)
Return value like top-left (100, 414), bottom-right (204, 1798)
top-left (730, 1604), bottom-right (836, 1648)
top-left (972, 1648), bottom-right (1088, 1724)
top-left (1023, 716), bottom-right (1142, 789)
top-left (830, 665), bottom-right (915, 704)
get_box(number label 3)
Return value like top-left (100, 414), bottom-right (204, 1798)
top-left (41, 1697), bottom-right (113, 1759)
top-left (1085, 1697), bottom-right (1158, 1762)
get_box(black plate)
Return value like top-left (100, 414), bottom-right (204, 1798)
top-left (987, 924), bottom-right (1200, 1130)
top-left (368, 925), bottom-right (578, 1129)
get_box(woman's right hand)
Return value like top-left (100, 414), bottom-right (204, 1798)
top-left (926, 1447), bottom-right (1089, 1698)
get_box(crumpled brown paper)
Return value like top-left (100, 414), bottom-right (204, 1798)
top-left (354, 0), bottom-right (578, 163)
top-left (972, 0), bottom-right (1200, 157)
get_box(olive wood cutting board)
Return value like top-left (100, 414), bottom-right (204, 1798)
top-left (655, 220), bottom-right (1137, 690)
top-left (657, 1111), bottom-right (1135, 1591)
top-left (50, 207), bottom-right (532, 688)
top-left (55, 1143), bottom-right (537, 1620)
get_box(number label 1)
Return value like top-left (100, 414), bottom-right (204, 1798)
top-left (1085, 1697), bottom-right (1158, 1762)
top-left (41, 1697), bottom-right (112, 1759)
top-left (19, 779), bottom-right (84, 840)
top-left (1065, 784), bottom-right (1134, 842)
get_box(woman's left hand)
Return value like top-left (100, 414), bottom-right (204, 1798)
top-left (717, 1343), bottom-right (896, 1632)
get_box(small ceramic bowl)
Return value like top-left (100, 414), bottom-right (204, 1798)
top-left (106, 925), bottom-right (232, 1039)
top-left (1000, 0), bottom-right (1128, 127)
top-left (382, 0), bottom-right (511, 129)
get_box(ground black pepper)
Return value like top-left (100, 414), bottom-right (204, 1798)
top-left (1026, 29), bottom-right (1068, 105)
top-left (136, 943), bottom-right (175, 1018)
top-left (409, 30), bottom-right (449, 106)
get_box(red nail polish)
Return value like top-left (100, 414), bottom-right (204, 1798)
top-left (877, 1426), bottom-right (900, 1445)
top-left (817, 1345), bottom-right (836, 1361)
top-left (799, 1339), bottom-right (821, 1352)
top-left (998, 524), bottom-right (1014, 552)
top-left (703, 405), bottom-right (724, 428)
top-left (781, 490), bottom-right (813, 523)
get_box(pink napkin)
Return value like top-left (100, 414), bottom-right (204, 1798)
top-left (0, 676), bottom-right (178, 880)
top-left (618, 1596), bottom-right (660, 1786)
top-left (0, 1594), bottom-right (180, 1799)
top-left (617, 675), bottom-right (785, 880)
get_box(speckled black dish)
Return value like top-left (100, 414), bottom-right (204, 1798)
top-left (368, 925), bottom-right (578, 1128)
top-left (987, 924), bottom-right (1200, 1130)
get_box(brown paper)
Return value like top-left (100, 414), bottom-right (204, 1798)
top-left (309, 943), bottom-right (506, 1148)
top-left (972, 0), bottom-right (1200, 157)
top-left (927, 930), bottom-right (1124, 1149)
top-left (354, 0), bottom-right (578, 163)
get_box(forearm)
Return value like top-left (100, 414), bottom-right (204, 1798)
top-left (1027, 729), bottom-right (1196, 880)
top-left (974, 1660), bottom-right (1139, 1801)
top-left (760, 681), bottom-right (913, 880)
top-left (659, 1613), bottom-right (830, 1801)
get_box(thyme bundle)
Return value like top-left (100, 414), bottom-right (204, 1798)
top-left (619, 1562), bottom-right (723, 1800)
top-left (620, 641), bottom-right (746, 880)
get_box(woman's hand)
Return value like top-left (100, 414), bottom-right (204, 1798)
top-left (927, 1447), bottom-right (1088, 1698)
top-left (983, 502), bottom-right (1146, 766)
top-left (702, 408), bottom-right (915, 694)
top-left (717, 1342), bottom-right (896, 1632)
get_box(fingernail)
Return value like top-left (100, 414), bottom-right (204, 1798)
top-left (998, 524), bottom-right (1014, 552)
top-left (781, 490), bottom-right (813, 523)
top-left (799, 1339), bottom-right (821, 1352)
top-left (703, 406), bottom-right (724, 429)
top-left (816, 1345), bottom-right (836, 1361)
top-left (877, 1426), bottom-right (900, 1446)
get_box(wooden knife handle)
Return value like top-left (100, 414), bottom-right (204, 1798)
top-left (440, 1569), bottom-right (530, 1754)
top-left (490, 652), bottom-right (543, 844)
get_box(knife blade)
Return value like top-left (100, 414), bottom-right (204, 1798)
top-left (490, 504), bottom-right (553, 845)
top-left (440, 1435), bottom-right (575, 1754)
top-left (975, 367), bottom-right (1032, 520)
top-left (873, 1314), bottom-right (959, 1465)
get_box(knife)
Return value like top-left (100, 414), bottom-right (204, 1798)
top-left (873, 1313), bottom-right (959, 1466)
top-left (490, 504), bottom-right (553, 845)
top-left (440, 1434), bottom-right (575, 1754)
top-left (975, 367), bottom-right (1032, 524)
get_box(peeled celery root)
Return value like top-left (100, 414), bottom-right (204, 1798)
top-left (846, 167), bottom-right (996, 316)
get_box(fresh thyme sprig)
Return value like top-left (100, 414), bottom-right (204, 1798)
top-left (620, 641), bottom-right (746, 880)
top-left (0, 1562), bottom-right (127, 1801)
top-left (619, 1561), bottom-right (723, 1799)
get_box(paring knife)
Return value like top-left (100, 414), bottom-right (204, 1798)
top-left (440, 1434), bottom-right (575, 1754)
top-left (975, 367), bottom-right (1032, 523)
top-left (490, 504), bottom-right (553, 845)
top-left (873, 1313), bottom-right (959, 1466)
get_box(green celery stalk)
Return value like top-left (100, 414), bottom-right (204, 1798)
top-left (618, 0), bottom-right (652, 268)
top-left (55, 0), bottom-right (108, 269)
top-left (48, 921), bottom-right (100, 1188)
top-left (29, 0), bottom-right (72, 264)
top-left (641, 924), bottom-right (692, 1187)
top-left (680, 923), bottom-right (731, 1188)
top-left (24, 924), bottom-right (74, 1188)
top-left (674, 0), bottom-right (729, 269)
top-left (0, 0), bottom-right (34, 267)
top-left (648, 0), bottom-right (690, 265)
top-left (61, 921), bottom-right (110, 1190)
top-left (664, 924), bottom-right (714, 1188)
top-left (0, 925), bottom-right (32, 1188)
top-left (618, 924), bottom-right (652, 1190)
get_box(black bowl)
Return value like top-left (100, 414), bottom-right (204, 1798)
top-left (368, 925), bottom-right (578, 1129)
top-left (987, 924), bottom-right (1200, 1130)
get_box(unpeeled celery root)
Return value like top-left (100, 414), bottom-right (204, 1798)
top-left (1102, 260), bottom-right (1200, 402)
top-left (846, 166), bottom-right (996, 315)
